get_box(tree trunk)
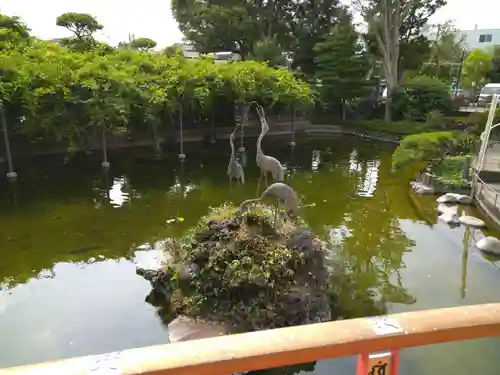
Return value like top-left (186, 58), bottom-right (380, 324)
top-left (374, 0), bottom-right (401, 122)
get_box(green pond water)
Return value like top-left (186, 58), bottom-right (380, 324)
top-left (1, 135), bottom-right (500, 374)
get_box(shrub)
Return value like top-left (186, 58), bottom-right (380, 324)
top-left (0, 42), bottom-right (313, 150)
top-left (392, 131), bottom-right (474, 169)
top-left (355, 119), bottom-right (430, 135)
top-left (392, 75), bottom-right (452, 122)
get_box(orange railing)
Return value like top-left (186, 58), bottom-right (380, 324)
top-left (2, 303), bottom-right (500, 375)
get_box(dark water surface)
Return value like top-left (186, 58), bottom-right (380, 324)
top-left (1, 136), bottom-right (500, 374)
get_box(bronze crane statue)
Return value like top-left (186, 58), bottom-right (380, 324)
top-left (239, 182), bottom-right (298, 227)
top-left (254, 104), bottom-right (284, 194)
top-left (227, 130), bottom-right (245, 188)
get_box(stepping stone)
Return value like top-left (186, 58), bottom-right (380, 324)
top-left (458, 214), bottom-right (486, 227)
top-left (476, 236), bottom-right (500, 255)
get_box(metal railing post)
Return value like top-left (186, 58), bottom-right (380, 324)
top-left (477, 94), bottom-right (499, 172)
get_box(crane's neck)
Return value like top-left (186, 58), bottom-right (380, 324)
top-left (256, 128), bottom-right (267, 157)
top-left (239, 197), bottom-right (263, 210)
top-left (229, 136), bottom-right (236, 162)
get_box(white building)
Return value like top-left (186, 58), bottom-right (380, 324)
top-left (173, 43), bottom-right (242, 63)
top-left (460, 28), bottom-right (500, 51)
top-left (422, 26), bottom-right (500, 52)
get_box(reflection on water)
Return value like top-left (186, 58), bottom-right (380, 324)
top-left (0, 136), bottom-right (500, 374)
top-left (109, 177), bottom-right (130, 207)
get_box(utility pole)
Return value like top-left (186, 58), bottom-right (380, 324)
top-left (454, 50), bottom-right (466, 99)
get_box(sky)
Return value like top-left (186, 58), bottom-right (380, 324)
top-left (2, 0), bottom-right (499, 50)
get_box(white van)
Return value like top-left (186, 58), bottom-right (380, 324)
top-left (477, 83), bottom-right (500, 106)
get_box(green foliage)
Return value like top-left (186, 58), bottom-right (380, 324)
top-left (0, 13), bottom-right (31, 50)
top-left (462, 48), bottom-right (493, 93)
top-left (172, 2), bottom-right (256, 58)
top-left (0, 41), bottom-right (312, 150)
top-left (172, 0), bottom-right (343, 75)
top-left (399, 35), bottom-right (431, 72)
top-left (163, 45), bottom-right (184, 57)
top-left (0, 14), bottom-right (30, 38)
top-left (248, 36), bottom-right (287, 67)
top-left (433, 155), bottom-right (471, 188)
top-left (290, 0), bottom-right (343, 76)
top-left (130, 38), bottom-right (157, 52)
top-left (489, 45), bottom-right (500, 83)
top-left (392, 131), bottom-right (474, 169)
top-left (314, 10), bottom-right (370, 115)
top-left (167, 204), bottom-right (327, 330)
top-left (392, 75), bottom-right (452, 121)
top-left (56, 13), bottom-right (103, 39)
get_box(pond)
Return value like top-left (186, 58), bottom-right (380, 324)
top-left (1, 135), bottom-right (500, 375)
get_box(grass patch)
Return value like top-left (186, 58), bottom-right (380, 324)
top-left (433, 155), bottom-right (471, 189)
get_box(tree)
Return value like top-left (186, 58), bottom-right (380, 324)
top-left (462, 48), bottom-right (493, 96)
top-left (171, 0), bottom-right (343, 70)
top-left (171, 1), bottom-right (258, 59)
top-left (130, 37), bottom-right (157, 52)
top-left (357, 0), bottom-right (407, 121)
top-left (357, 0), bottom-right (446, 121)
top-left (289, 0), bottom-right (343, 76)
top-left (0, 13), bottom-right (31, 50)
top-left (428, 20), bottom-right (466, 76)
top-left (489, 45), bottom-right (500, 83)
top-left (314, 11), bottom-right (370, 120)
top-left (0, 13), bottom-right (30, 38)
top-left (56, 13), bottom-right (103, 39)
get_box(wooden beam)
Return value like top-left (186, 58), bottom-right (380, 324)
top-left (2, 303), bottom-right (500, 375)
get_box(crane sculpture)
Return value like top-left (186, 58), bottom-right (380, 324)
top-left (239, 182), bottom-right (298, 228)
top-left (254, 104), bottom-right (284, 194)
top-left (227, 130), bottom-right (245, 187)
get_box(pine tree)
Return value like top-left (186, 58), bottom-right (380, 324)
top-left (314, 10), bottom-right (370, 120)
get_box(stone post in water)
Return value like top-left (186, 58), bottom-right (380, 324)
top-left (290, 105), bottom-right (296, 148)
top-left (178, 103), bottom-right (186, 161)
top-left (101, 128), bottom-right (110, 170)
top-left (1, 109), bottom-right (17, 182)
top-left (462, 156), bottom-right (471, 182)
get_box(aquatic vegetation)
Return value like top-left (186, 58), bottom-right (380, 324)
top-left (138, 203), bottom-right (331, 331)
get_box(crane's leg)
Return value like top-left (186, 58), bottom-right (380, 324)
top-left (256, 170), bottom-right (263, 195)
top-left (229, 176), bottom-right (232, 191)
top-left (241, 173), bottom-right (245, 185)
top-left (274, 200), bottom-right (280, 229)
top-left (276, 200), bottom-right (282, 229)
top-left (264, 172), bottom-right (269, 187)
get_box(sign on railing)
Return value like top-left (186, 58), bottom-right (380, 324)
top-left (355, 315), bottom-right (403, 375)
top-left (357, 351), bottom-right (400, 375)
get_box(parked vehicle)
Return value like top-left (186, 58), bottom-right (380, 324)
top-left (477, 83), bottom-right (500, 106)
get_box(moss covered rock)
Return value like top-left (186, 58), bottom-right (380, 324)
top-left (137, 203), bottom-right (331, 332)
